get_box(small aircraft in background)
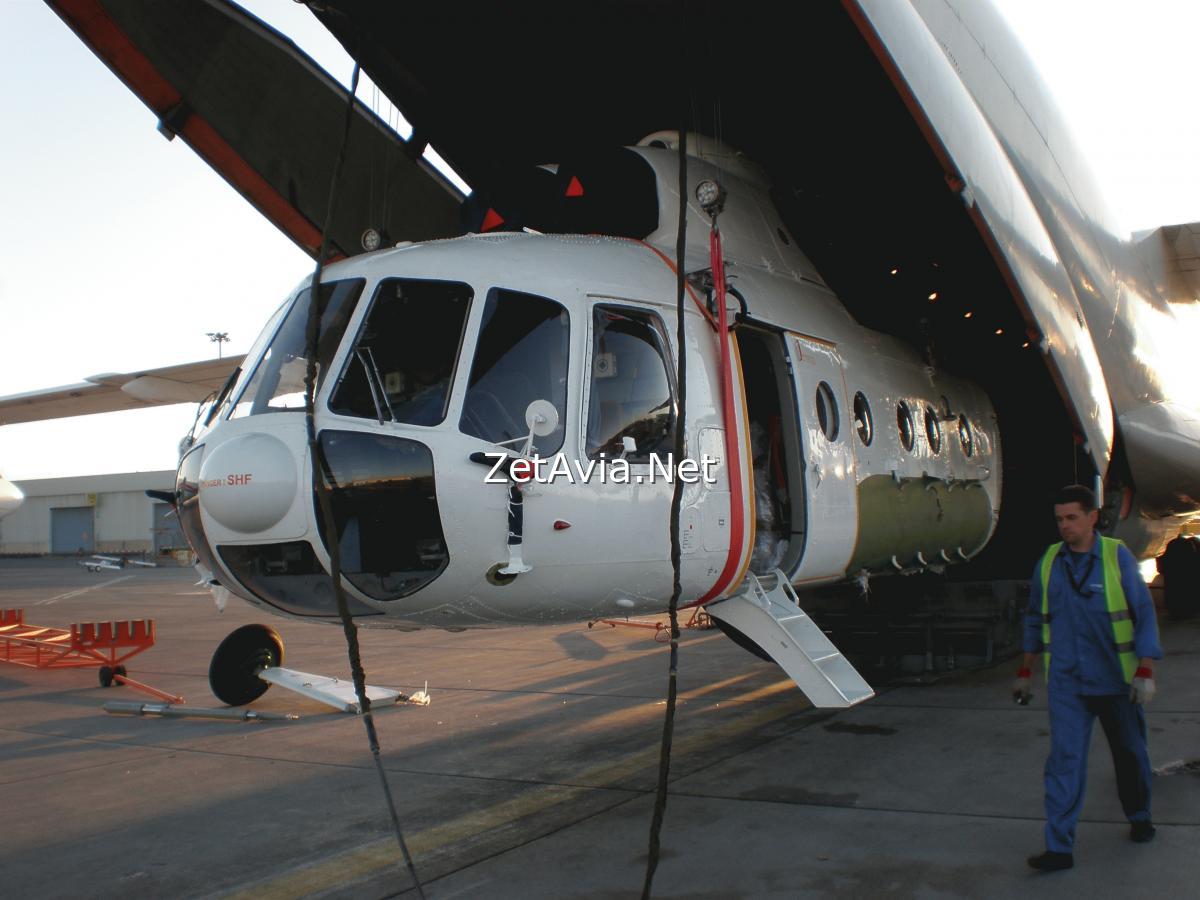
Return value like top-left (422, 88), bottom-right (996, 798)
top-left (78, 554), bottom-right (159, 573)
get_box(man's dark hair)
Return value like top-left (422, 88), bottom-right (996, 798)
top-left (1055, 484), bottom-right (1097, 512)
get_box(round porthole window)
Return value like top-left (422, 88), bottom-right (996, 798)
top-left (925, 406), bottom-right (942, 454)
top-left (897, 401), bottom-right (915, 452)
top-left (853, 392), bottom-right (872, 446)
top-left (958, 414), bottom-right (974, 457)
top-left (815, 382), bottom-right (839, 441)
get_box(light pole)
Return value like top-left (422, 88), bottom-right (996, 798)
top-left (206, 332), bottom-right (230, 359)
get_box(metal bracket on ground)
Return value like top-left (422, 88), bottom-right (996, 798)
top-left (257, 666), bottom-right (430, 713)
top-left (103, 701), bottom-right (297, 722)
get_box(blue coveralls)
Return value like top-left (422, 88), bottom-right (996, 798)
top-left (1024, 535), bottom-right (1163, 853)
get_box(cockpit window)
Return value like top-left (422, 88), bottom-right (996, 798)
top-left (459, 288), bottom-right (569, 455)
top-left (230, 279), bottom-right (364, 418)
top-left (215, 302), bottom-right (287, 422)
top-left (329, 279), bottom-right (472, 426)
top-left (585, 306), bottom-right (675, 461)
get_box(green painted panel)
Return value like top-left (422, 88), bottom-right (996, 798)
top-left (847, 475), bottom-right (992, 574)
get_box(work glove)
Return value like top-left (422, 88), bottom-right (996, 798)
top-left (1012, 667), bottom-right (1033, 705)
top-left (1130, 667), bottom-right (1156, 705)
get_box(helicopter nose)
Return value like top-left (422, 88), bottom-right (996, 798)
top-left (198, 432), bottom-right (297, 533)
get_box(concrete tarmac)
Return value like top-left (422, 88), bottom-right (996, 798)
top-left (0, 558), bottom-right (1197, 898)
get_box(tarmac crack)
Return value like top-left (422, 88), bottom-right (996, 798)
top-left (0, 746), bottom-right (172, 787)
top-left (348, 790), bottom-right (650, 900)
top-left (659, 790), bottom-right (1200, 828)
top-left (872, 700), bottom-right (1200, 714)
top-left (0, 723), bottom-right (666, 795)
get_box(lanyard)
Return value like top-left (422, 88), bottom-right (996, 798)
top-left (1062, 550), bottom-right (1098, 597)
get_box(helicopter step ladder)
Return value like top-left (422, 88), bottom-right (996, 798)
top-left (705, 570), bottom-right (875, 708)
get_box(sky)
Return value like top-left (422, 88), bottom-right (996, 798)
top-left (1, 0), bottom-right (1199, 482)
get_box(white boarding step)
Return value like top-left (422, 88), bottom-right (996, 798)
top-left (705, 570), bottom-right (874, 708)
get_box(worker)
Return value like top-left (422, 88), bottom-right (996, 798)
top-left (1015, 484), bottom-right (1162, 872)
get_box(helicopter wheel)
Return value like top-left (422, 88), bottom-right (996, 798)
top-left (208, 624), bottom-right (285, 706)
top-left (99, 665), bottom-right (114, 687)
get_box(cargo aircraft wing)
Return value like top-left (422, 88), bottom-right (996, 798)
top-left (45, 0), bottom-right (464, 260)
top-left (0, 355), bottom-right (244, 425)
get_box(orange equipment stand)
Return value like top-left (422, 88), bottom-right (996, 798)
top-left (588, 606), bottom-right (713, 643)
top-left (0, 608), bottom-right (155, 672)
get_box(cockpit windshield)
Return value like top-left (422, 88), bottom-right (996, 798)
top-left (329, 279), bottom-right (472, 426)
top-left (229, 279), bottom-right (364, 418)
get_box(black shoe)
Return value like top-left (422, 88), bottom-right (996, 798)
top-left (1130, 821), bottom-right (1157, 843)
top-left (1027, 851), bottom-right (1074, 871)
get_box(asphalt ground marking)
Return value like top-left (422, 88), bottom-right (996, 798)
top-left (36, 575), bottom-right (135, 605)
top-left (223, 679), bottom-right (813, 899)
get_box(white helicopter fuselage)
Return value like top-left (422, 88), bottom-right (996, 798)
top-left (178, 146), bottom-right (1001, 629)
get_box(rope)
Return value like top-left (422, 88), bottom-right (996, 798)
top-left (302, 58), bottom-right (426, 900)
top-left (641, 123), bottom-right (689, 900)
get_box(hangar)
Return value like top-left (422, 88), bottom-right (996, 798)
top-left (0, 470), bottom-right (185, 558)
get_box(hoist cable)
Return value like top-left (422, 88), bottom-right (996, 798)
top-left (641, 123), bottom-right (689, 900)
top-left (301, 58), bottom-right (426, 900)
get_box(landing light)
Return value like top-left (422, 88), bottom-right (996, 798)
top-left (695, 179), bottom-right (726, 216)
top-left (928, 291), bottom-right (938, 301)
top-left (964, 311), bottom-right (973, 319)
top-left (890, 267), bottom-right (899, 276)
top-left (994, 328), bottom-right (1004, 336)
top-left (361, 228), bottom-right (382, 252)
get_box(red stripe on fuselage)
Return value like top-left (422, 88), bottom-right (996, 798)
top-left (690, 228), bottom-right (748, 605)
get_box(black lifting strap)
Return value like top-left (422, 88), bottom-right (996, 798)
top-left (303, 58), bottom-right (426, 900)
top-left (641, 123), bottom-right (690, 899)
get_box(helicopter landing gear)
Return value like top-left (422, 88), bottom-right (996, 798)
top-left (208, 624), bottom-right (284, 706)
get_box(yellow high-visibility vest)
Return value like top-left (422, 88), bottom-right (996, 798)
top-left (1039, 536), bottom-right (1137, 683)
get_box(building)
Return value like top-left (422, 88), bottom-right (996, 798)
top-left (0, 471), bottom-right (185, 557)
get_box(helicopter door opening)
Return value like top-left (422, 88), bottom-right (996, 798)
top-left (734, 327), bottom-right (804, 575)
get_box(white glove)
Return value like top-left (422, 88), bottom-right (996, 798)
top-left (1130, 668), bottom-right (1156, 705)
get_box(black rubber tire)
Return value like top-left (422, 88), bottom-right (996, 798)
top-left (113, 665), bottom-right (127, 679)
top-left (98, 665), bottom-right (114, 688)
top-left (208, 624), bottom-right (285, 707)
